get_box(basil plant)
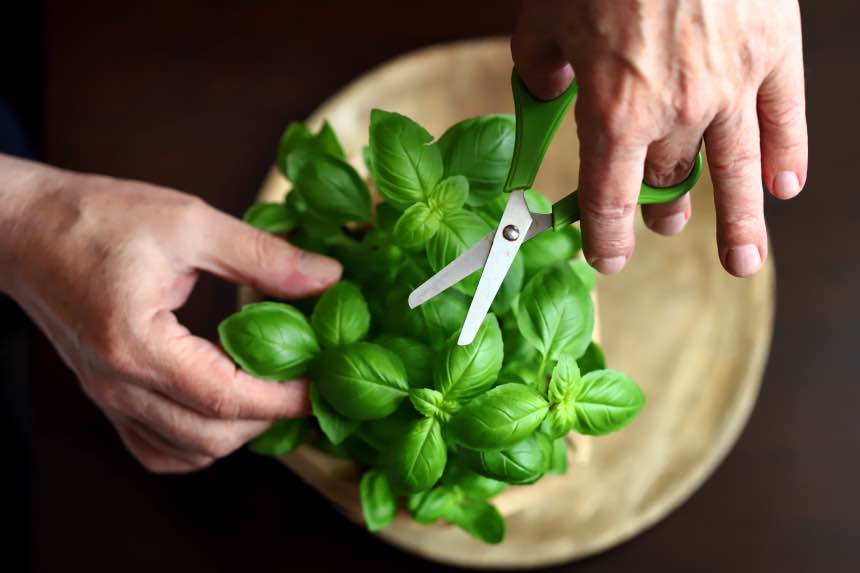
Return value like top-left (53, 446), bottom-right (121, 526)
top-left (220, 110), bottom-right (645, 544)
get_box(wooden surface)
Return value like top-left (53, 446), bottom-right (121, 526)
top-left (244, 39), bottom-right (772, 568)
top-left (30, 2), bottom-right (860, 572)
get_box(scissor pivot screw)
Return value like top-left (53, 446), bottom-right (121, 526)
top-left (502, 225), bottom-right (520, 241)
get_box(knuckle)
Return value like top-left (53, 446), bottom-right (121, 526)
top-left (579, 194), bottom-right (637, 223)
top-left (201, 384), bottom-right (241, 420)
top-left (708, 146), bottom-right (760, 181)
top-left (645, 155), bottom-right (695, 188)
top-left (759, 96), bottom-right (806, 138)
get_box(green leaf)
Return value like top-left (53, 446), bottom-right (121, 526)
top-left (427, 175), bottom-right (469, 216)
top-left (460, 432), bottom-right (552, 484)
top-left (514, 263), bottom-right (594, 362)
top-left (374, 335), bottom-right (433, 388)
top-left (392, 202), bottom-right (441, 250)
top-left (310, 281), bottom-right (370, 348)
top-left (524, 188), bottom-right (553, 214)
top-left (448, 383), bottom-right (549, 450)
top-left (407, 486), bottom-right (460, 524)
top-left (577, 341), bottom-right (606, 375)
top-left (569, 370), bottom-right (645, 435)
top-left (388, 417), bottom-right (447, 493)
top-left (312, 342), bottom-right (409, 421)
top-left (426, 211), bottom-right (491, 295)
top-left (569, 258), bottom-right (597, 291)
top-left (519, 226), bottom-right (582, 275)
top-left (248, 418), bottom-right (307, 457)
top-left (369, 109), bottom-right (443, 207)
top-left (547, 436), bottom-right (568, 475)
top-left (277, 120), bottom-right (345, 181)
top-left (436, 114), bottom-right (515, 207)
top-left (360, 469), bottom-right (396, 532)
top-left (218, 302), bottom-right (319, 380)
top-left (544, 354), bottom-right (582, 438)
top-left (445, 499), bottom-right (506, 544)
top-left (358, 404), bottom-right (420, 450)
top-left (242, 203), bottom-right (297, 234)
top-left (293, 152), bottom-right (372, 223)
top-left (309, 383), bottom-right (358, 445)
top-left (497, 360), bottom-right (537, 387)
top-left (442, 464), bottom-right (506, 499)
top-left (409, 388), bottom-right (446, 419)
top-left (434, 314), bottom-right (503, 402)
top-left (375, 201), bottom-right (401, 232)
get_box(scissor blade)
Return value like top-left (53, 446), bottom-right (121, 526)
top-left (458, 190), bottom-right (534, 345)
top-left (407, 230), bottom-right (494, 309)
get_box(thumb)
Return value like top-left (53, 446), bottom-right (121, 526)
top-left (191, 202), bottom-right (341, 299)
top-left (510, 0), bottom-right (574, 99)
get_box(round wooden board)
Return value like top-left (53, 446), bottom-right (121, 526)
top-left (249, 38), bottom-right (774, 569)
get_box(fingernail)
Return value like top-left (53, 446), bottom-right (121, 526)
top-left (724, 244), bottom-right (762, 277)
top-left (298, 252), bottom-right (342, 285)
top-left (587, 255), bottom-right (626, 275)
top-left (773, 171), bottom-right (801, 199)
top-left (647, 212), bottom-right (687, 236)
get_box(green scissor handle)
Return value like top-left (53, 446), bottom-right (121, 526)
top-left (503, 69), bottom-right (703, 231)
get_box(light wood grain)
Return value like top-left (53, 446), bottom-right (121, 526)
top-left (240, 37), bottom-right (774, 569)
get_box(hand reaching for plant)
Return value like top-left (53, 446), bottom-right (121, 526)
top-left (512, 0), bottom-right (808, 277)
top-left (0, 153), bottom-right (342, 473)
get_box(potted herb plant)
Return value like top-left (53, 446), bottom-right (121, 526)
top-left (218, 109), bottom-right (645, 544)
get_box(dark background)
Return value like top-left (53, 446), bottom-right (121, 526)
top-left (3, 1), bottom-right (858, 572)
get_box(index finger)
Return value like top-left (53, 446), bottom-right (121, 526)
top-left (144, 311), bottom-right (311, 420)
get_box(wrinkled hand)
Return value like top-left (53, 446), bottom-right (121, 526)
top-left (1, 156), bottom-right (341, 472)
top-left (512, 0), bottom-right (807, 276)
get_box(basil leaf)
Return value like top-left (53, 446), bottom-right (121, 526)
top-left (310, 383), bottom-right (358, 445)
top-left (374, 335), bottom-right (433, 388)
top-left (248, 418), bottom-right (307, 457)
top-left (293, 152), bottom-right (372, 223)
top-left (288, 186), bottom-right (348, 240)
top-left (310, 281), bottom-right (370, 348)
top-left (476, 192), bottom-right (507, 227)
top-left (544, 355), bottom-right (582, 438)
top-left (445, 499), bottom-right (506, 544)
top-left (415, 289), bottom-right (469, 347)
top-left (436, 114), bottom-right (515, 207)
top-left (369, 109), bottom-right (443, 207)
top-left (570, 369), bottom-right (645, 435)
top-left (218, 302), bottom-right (319, 380)
top-left (434, 314), bottom-right (503, 401)
top-left (359, 469), bottom-right (396, 532)
top-left (514, 263), bottom-right (594, 362)
top-left (427, 175), bottom-right (469, 216)
top-left (497, 359), bottom-right (537, 387)
top-left (277, 120), bottom-right (345, 181)
top-left (520, 226), bottom-right (582, 275)
top-left (426, 211), bottom-right (491, 295)
top-left (577, 341), bottom-right (606, 375)
top-left (341, 436), bottom-right (380, 467)
top-left (569, 258), bottom-right (597, 291)
top-left (375, 201), bottom-right (401, 233)
top-left (392, 202), bottom-right (441, 250)
top-left (460, 431), bottom-right (552, 484)
top-left (388, 417), bottom-right (447, 493)
top-left (502, 315), bottom-right (540, 364)
top-left (524, 188), bottom-right (552, 214)
top-left (409, 388), bottom-right (446, 419)
top-left (407, 485), bottom-right (459, 524)
top-left (442, 464), bottom-right (506, 499)
top-left (358, 404), bottom-right (420, 450)
top-left (312, 342), bottom-right (409, 421)
top-left (547, 436), bottom-right (568, 475)
top-left (242, 203), bottom-right (297, 234)
top-left (448, 383), bottom-right (549, 450)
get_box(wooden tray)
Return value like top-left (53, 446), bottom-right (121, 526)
top-left (241, 37), bottom-right (775, 569)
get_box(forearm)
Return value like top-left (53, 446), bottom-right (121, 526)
top-left (0, 154), bottom-right (61, 295)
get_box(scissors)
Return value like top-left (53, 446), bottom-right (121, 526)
top-left (408, 70), bottom-right (703, 346)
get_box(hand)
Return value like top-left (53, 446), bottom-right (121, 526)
top-left (512, 0), bottom-right (807, 277)
top-left (0, 155), bottom-right (341, 473)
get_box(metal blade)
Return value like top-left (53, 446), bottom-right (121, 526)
top-left (458, 190), bottom-right (533, 345)
top-left (407, 210), bottom-right (552, 310)
top-left (407, 230), bottom-right (494, 309)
